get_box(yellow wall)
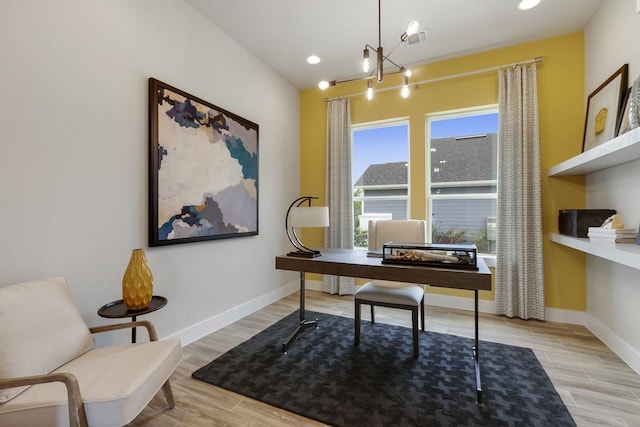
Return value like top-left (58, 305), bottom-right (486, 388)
top-left (300, 33), bottom-right (587, 311)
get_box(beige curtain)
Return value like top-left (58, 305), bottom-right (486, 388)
top-left (323, 99), bottom-right (355, 295)
top-left (496, 64), bottom-right (544, 320)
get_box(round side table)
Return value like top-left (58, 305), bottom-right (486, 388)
top-left (98, 295), bottom-right (167, 343)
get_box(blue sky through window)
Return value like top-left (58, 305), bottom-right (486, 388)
top-left (352, 112), bottom-right (497, 184)
top-left (431, 113), bottom-right (498, 138)
top-left (352, 124), bottom-right (408, 183)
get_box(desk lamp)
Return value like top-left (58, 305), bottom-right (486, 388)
top-left (285, 196), bottom-right (329, 257)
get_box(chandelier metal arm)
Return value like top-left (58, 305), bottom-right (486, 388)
top-left (321, 0), bottom-right (415, 96)
top-left (363, 44), bottom-right (404, 78)
top-left (377, 0), bottom-right (382, 48)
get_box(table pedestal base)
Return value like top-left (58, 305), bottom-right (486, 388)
top-left (282, 272), bottom-right (318, 354)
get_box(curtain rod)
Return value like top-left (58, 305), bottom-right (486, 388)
top-left (324, 56), bottom-right (543, 102)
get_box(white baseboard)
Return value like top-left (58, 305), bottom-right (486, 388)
top-left (424, 292), bottom-right (496, 313)
top-left (307, 279), bottom-right (587, 323)
top-left (306, 279), bottom-right (323, 291)
top-left (165, 280), bottom-right (299, 346)
top-left (587, 315), bottom-right (640, 375)
top-left (544, 307), bottom-right (588, 325)
top-left (306, 279), bottom-right (494, 312)
top-left (170, 278), bottom-right (640, 375)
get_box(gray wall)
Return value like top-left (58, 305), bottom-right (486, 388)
top-left (0, 0), bottom-right (300, 346)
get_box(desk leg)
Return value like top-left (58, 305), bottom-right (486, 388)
top-left (282, 271), bottom-right (318, 353)
top-left (132, 315), bottom-right (137, 343)
top-left (473, 290), bottom-right (482, 404)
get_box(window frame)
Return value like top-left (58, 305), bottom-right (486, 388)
top-left (351, 118), bottom-right (410, 248)
top-left (426, 105), bottom-right (498, 265)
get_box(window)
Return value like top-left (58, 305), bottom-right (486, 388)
top-left (352, 121), bottom-right (409, 248)
top-left (427, 108), bottom-right (498, 255)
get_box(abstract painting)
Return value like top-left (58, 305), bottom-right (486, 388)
top-left (148, 78), bottom-right (258, 246)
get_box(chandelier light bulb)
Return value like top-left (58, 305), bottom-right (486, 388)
top-left (406, 20), bottom-right (420, 36)
top-left (400, 20), bottom-right (420, 42)
top-left (366, 80), bottom-right (374, 100)
top-left (362, 48), bottom-right (370, 73)
top-left (401, 75), bottom-right (410, 98)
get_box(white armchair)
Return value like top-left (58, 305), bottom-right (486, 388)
top-left (0, 276), bottom-right (181, 427)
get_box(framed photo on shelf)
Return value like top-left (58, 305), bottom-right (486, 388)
top-left (616, 88), bottom-right (632, 137)
top-left (148, 78), bottom-right (259, 246)
top-left (582, 64), bottom-right (628, 152)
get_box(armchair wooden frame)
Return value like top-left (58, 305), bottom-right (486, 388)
top-left (0, 320), bottom-right (175, 427)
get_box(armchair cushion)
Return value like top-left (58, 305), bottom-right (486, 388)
top-left (0, 340), bottom-right (181, 427)
top-left (0, 276), bottom-right (94, 403)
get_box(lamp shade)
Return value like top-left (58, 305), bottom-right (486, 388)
top-left (289, 206), bottom-right (329, 228)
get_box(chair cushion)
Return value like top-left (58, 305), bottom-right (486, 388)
top-left (0, 276), bottom-right (94, 403)
top-left (0, 339), bottom-right (182, 427)
top-left (355, 282), bottom-right (424, 306)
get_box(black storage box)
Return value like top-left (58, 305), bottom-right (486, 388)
top-left (558, 209), bottom-right (616, 237)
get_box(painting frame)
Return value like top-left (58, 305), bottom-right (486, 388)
top-left (582, 64), bottom-right (628, 152)
top-left (148, 78), bottom-right (259, 247)
top-left (616, 87), bottom-right (632, 137)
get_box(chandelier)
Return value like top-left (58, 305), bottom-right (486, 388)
top-left (319, 0), bottom-right (419, 100)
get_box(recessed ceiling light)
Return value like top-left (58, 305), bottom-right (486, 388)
top-left (306, 55), bottom-right (321, 65)
top-left (518, 0), bottom-right (541, 10)
top-left (318, 80), bottom-right (337, 90)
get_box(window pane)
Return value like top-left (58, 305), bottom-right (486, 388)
top-left (352, 122), bottom-right (409, 248)
top-left (428, 110), bottom-right (498, 254)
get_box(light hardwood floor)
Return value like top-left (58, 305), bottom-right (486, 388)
top-left (128, 290), bottom-right (640, 427)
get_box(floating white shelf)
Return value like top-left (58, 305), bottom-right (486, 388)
top-left (548, 127), bottom-right (640, 176)
top-left (550, 233), bottom-right (640, 270)
top-left (548, 129), bottom-right (640, 267)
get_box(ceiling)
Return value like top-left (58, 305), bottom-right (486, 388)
top-left (184, 0), bottom-right (603, 90)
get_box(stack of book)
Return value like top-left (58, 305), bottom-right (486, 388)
top-left (587, 227), bottom-right (638, 244)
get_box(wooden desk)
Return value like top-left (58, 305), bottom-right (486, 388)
top-left (275, 248), bottom-right (492, 403)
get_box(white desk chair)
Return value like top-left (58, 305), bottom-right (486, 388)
top-left (354, 219), bottom-right (427, 358)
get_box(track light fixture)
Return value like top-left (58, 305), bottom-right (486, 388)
top-left (319, 0), bottom-right (417, 100)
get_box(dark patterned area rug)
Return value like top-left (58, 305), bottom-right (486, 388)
top-left (193, 311), bottom-right (575, 427)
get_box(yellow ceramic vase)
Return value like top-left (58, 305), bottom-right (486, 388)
top-left (122, 249), bottom-right (153, 310)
